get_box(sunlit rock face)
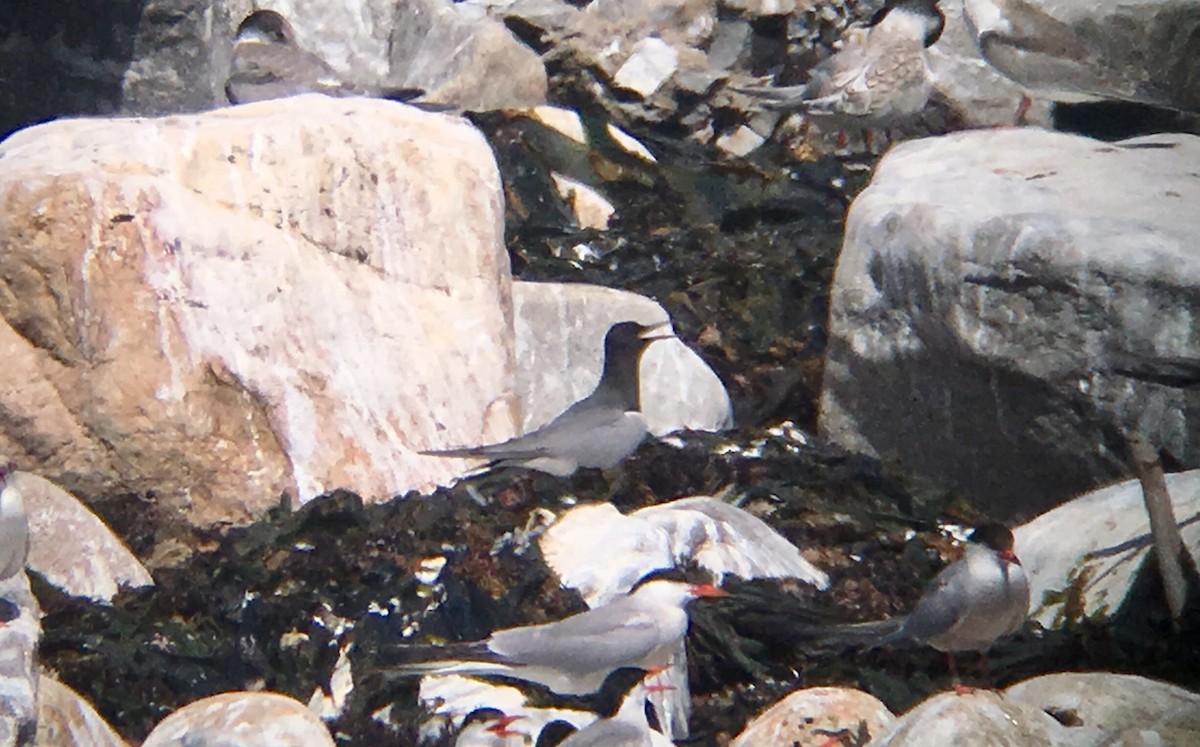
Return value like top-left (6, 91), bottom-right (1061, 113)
top-left (821, 128), bottom-right (1200, 520)
top-left (0, 95), bottom-right (514, 523)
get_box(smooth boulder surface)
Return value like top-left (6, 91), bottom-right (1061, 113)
top-left (389, 0), bottom-right (549, 110)
top-left (820, 128), bottom-right (1200, 520)
top-left (1006, 672), bottom-right (1200, 746)
top-left (733, 686), bottom-right (895, 747)
top-left (0, 95), bottom-right (513, 524)
top-left (140, 691), bottom-right (335, 747)
top-left (35, 677), bottom-right (129, 747)
top-left (15, 472), bottom-right (151, 603)
top-left (867, 689), bottom-right (1066, 746)
top-left (1014, 469), bottom-right (1200, 628)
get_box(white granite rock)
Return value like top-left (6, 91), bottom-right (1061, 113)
top-left (0, 96), bottom-right (513, 523)
top-left (141, 691), bottom-right (334, 747)
top-left (1006, 672), bottom-right (1200, 746)
top-left (15, 472), bottom-right (151, 603)
top-left (733, 686), bottom-right (894, 747)
top-left (1014, 470), bottom-right (1200, 628)
top-left (820, 128), bottom-right (1200, 520)
top-left (868, 689), bottom-right (1066, 746)
top-left (540, 495), bottom-right (828, 607)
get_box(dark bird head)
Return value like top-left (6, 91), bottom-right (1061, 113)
top-left (460, 707), bottom-right (524, 736)
top-left (872, 0), bottom-right (946, 48)
top-left (535, 720), bottom-right (578, 747)
top-left (235, 9), bottom-right (297, 45)
top-left (598, 321), bottom-right (673, 410)
top-left (587, 666), bottom-right (653, 719)
top-left (969, 522), bottom-right (1020, 565)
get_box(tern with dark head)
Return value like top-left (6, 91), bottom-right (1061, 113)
top-left (740, 0), bottom-right (945, 128)
top-left (817, 523), bottom-right (1029, 680)
top-left (226, 9), bottom-right (427, 105)
top-left (377, 579), bottom-right (727, 696)
top-left (421, 321), bottom-right (673, 477)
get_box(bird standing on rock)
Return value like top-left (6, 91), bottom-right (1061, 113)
top-left (376, 579), bottom-right (727, 696)
top-left (739, 0), bottom-right (945, 131)
top-left (0, 463), bottom-right (29, 583)
top-left (225, 10), bottom-right (428, 105)
top-left (421, 321), bottom-right (673, 477)
top-left (819, 523), bottom-right (1029, 681)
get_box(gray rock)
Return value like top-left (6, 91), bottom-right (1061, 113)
top-left (820, 128), bottom-right (1200, 520)
top-left (1005, 672), bottom-right (1200, 746)
top-left (612, 37), bottom-right (679, 98)
top-left (867, 689), bottom-right (1066, 746)
top-left (0, 571), bottom-right (40, 747)
top-left (1014, 470), bottom-right (1200, 628)
top-left (513, 281), bottom-right (733, 439)
top-left (732, 687), bottom-right (894, 747)
top-left (36, 677), bottom-right (129, 747)
top-left (15, 472), bottom-right (152, 603)
top-left (141, 691), bottom-right (335, 747)
top-left (962, 0), bottom-right (1200, 113)
top-left (389, 0), bottom-right (548, 111)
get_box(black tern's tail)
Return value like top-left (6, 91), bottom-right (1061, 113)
top-left (806, 619), bottom-right (906, 651)
top-left (370, 640), bottom-right (497, 668)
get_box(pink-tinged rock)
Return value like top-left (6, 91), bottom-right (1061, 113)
top-left (14, 471), bottom-right (151, 602)
top-left (0, 95), bottom-right (515, 524)
top-left (141, 691), bottom-right (334, 747)
top-left (732, 686), bottom-right (894, 747)
top-left (36, 677), bottom-right (129, 747)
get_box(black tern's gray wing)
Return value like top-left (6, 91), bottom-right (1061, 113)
top-left (892, 558), bottom-right (973, 644)
top-left (423, 405), bottom-right (647, 473)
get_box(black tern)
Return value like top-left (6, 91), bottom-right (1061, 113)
top-left (739, 0), bottom-right (945, 128)
top-left (0, 463), bottom-right (28, 582)
top-left (378, 579), bottom-right (727, 696)
top-left (226, 10), bottom-right (428, 105)
top-left (421, 321), bottom-right (672, 477)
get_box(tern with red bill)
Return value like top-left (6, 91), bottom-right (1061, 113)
top-left (380, 579), bottom-right (727, 696)
top-left (421, 321), bottom-right (674, 477)
top-left (818, 523), bottom-right (1029, 678)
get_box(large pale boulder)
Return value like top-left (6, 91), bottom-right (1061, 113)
top-left (1015, 470), bottom-right (1200, 628)
top-left (0, 95), bottom-right (514, 524)
top-left (820, 128), bottom-right (1200, 520)
top-left (13, 472), bottom-right (151, 603)
top-left (141, 691), bottom-right (334, 747)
